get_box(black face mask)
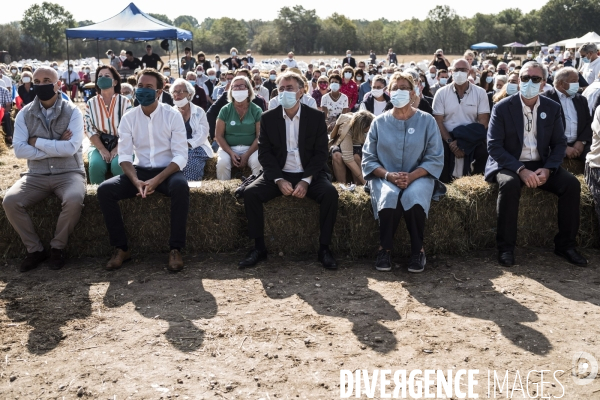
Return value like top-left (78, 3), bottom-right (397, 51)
top-left (33, 83), bottom-right (57, 101)
top-left (498, 69), bottom-right (506, 75)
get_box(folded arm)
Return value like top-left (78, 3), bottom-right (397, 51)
top-left (34, 108), bottom-right (84, 157)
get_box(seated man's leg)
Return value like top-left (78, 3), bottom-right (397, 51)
top-left (70, 85), bottom-right (77, 101)
top-left (538, 167), bottom-right (581, 251)
top-left (216, 148), bottom-right (232, 180)
top-left (97, 173), bottom-right (140, 249)
top-left (155, 171), bottom-right (190, 250)
top-left (243, 175), bottom-right (282, 244)
top-left (495, 169), bottom-right (523, 252)
top-left (88, 148), bottom-right (109, 184)
top-left (247, 149), bottom-right (262, 176)
top-left (472, 142), bottom-right (489, 175)
top-left (440, 141), bottom-right (454, 183)
top-left (51, 172), bottom-right (86, 250)
top-left (305, 173), bottom-right (339, 246)
top-left (2, 175), bottom-right (52, 253)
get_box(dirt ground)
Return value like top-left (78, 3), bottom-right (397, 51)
top-left (0, 248), bottom-right (599, 399)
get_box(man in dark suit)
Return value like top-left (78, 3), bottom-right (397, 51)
top-left (542, 66), bottom-right (592, 161)
top-left (239, 72), bottom-right (339, 270)
top-left (485, 62), bottom-right (587, 267)
top-left (344, 50), bottom-right (357, 68)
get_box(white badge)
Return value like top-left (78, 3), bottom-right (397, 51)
top-left (540, 112), bottom-right (547, 119)
top-left (231, 121), bottom-right (236, 126)
top-left (408, 128), bottom-right (415, 134)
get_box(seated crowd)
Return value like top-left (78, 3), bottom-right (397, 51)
top-left (2, 43), bottom-right (600, 275)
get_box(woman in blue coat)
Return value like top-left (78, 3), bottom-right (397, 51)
top-left (362, 72), bottom-right (445, 273)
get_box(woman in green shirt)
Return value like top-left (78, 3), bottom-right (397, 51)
top-left (215, 76), bottom-right (263, 180)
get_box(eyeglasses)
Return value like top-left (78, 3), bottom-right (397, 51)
top-left (278, 85), bottom-right (298, 92)
top-left (232, 84), bottom-right (247, 90)
top-left (524, 111), bottom-right (533, 133)
top-left (520, 75), bottom-right (543, 84)
top-left (172, 90), bottom-right (188, 95)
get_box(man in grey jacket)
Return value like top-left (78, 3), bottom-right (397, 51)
top-left (2, 66), bottom-right (85, 272)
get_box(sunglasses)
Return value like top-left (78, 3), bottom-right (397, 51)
top-left (520, 75), bottom-right (543, 84)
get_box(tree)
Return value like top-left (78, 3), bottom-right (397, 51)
top-left (21, 2), bottom-right (75, 59)
top-left (209, 17), bottom-right (247, 53)
top-left (274, 6), bottom-right (321, 54)
top-left (318, 14), bottom-right (357, 55)
top-left (173, 15), bottom-right (198, 28)
top-left (425, 6), bottom-right (466, 54)
top-left (148, 13), bottom-right (173, 25)
top-left (536, 0), bottom-right (600, 43)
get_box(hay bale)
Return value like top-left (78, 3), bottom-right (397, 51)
top-left (0, 181), bottom-right (243, 259)
top-left (562, 158), bottom-right (584, 175)
top-left (202, 155), bottom-right (251, 180)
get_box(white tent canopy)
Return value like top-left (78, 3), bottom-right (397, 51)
top-left (550, 32), bottom-right (600, 48)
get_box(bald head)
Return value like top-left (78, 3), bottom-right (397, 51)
top-left (453, 59), bottom-right (470, 70)
top-left (33, 66), bottom-right (59, 83)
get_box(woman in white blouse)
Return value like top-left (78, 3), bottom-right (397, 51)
top-left (320, 73), bottom-right (350, 132)
top-left (170, 79), bottom-right (214, 181)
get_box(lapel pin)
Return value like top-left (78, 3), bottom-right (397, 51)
top-left (540, 112), bottom-right (547, 119)
top-left (231, 121), bottom-right (236, 126)
top-left (408, 128), bottom-right (415, 134)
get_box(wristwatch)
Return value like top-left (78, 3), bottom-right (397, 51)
top-left (446, 138), bottom-right (454, 144)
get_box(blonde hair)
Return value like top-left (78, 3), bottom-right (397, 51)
top-left (349, 110), bottom-right (375, 145)
top-left (388, 72), bottom-right (415, 91)
top-left (227, 76), bottom-right (255, 103)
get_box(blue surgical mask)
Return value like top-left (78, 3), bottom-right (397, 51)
top-left (135, 88), bottom-right (157, 106)
top-left (582, 57), bottom-right (590, 64)
top-left (486, 76), bottom-right (493, 84)
top-left (188, 80), bottom-right (196, 86)
top-left (565, 82), bottom-right (579, 97)
top-left (330, 82), bottom-right (340, 92)
top-left (208, 75), bottom-right (216, 81)
top-left (520, 80), bottom-right (541, 99)
top-left (270, 74), bottom-right (277, 81)
top-left (344, 72), bottom-right (352, 79)
top-left (506, 83), bottom-right (518, 95)
top-left (414, 86), bottom-right (420, 96)
top-left (278, 91), bottom-right (298, 109)
top-left (439, 78), bottom-right (448, 85)
top-left (390, 90), bottom-right (411, 108)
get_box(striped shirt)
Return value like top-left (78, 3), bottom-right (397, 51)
top-left (84, 94), bottom-right (132, 138)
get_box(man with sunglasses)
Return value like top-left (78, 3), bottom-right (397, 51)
top-left (485, 62), bottom-right (587, 267)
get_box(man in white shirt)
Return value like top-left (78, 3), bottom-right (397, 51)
top-left (485, 62), bottom-right (586, 267)
top-left (542, 67), bottom-right (593, 161)
top-left (432, 58), bottom-right (490, 183)
top-left (426, 66), bottom-right (437, 87)
top-left (578, 42), bottom-right (600, 85)
top-left (239, 72), bottom-right (338, 270)
top-left (60, 64), bottom-right (80, 101)
top-left (582, 71), bottom-right (600, 115)
top-left (0, 68), bottom-right (12, 90)
top-left (282, 52), bottom-right (298, 69)
top-left (98, 69), bottom-right (189, 272)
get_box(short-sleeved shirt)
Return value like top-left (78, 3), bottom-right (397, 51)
top-left (122, 57), bottom-right (142, 70)
top-left (141, 53), bottom-right (161, 69)
top-left (321, 92), bottom-right (349, 118)
top-left (432, 82), bottom-right (490, 132)
top-left (61, 71), bottom-right (80, 84)
top-left (432, 58), bottom-right (447, 70)
top-left (217, 101), bottom-right (263, 146)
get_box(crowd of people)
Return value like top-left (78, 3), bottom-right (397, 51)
top-left (1, 42), bottom-right (600, 274)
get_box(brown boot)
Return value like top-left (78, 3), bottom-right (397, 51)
top-left (106, 248), bottom-right (131, 271)
top-left (168, 249), bottom-right (184, 272)
top-left (20, 251), bottom-right (47, 272)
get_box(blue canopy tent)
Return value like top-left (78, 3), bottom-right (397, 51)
top-left (65, 3), bottom-right (193, 77)
top-left (471, 42), bottom-right (498, 50)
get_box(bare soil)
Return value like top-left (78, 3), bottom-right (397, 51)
top-left (1, 248), bottom-right (599, 399)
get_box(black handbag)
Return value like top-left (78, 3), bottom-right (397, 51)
top-left (99, 95), bottom-right (122, 152)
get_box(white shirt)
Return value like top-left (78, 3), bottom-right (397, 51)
top-left (427, 75), bottom-right (438, 87)
top-left (321, 92), bottom-right (349, 118)
top-left (582, 80), bottom-right (600, 115)
top-left (61, 70), bottom-right (80, 84)
top-left (1, 75), bottom-right (12, 89)
top-left (557, 91), bottom-right (578, 143)
top-left (275, 106), bottom-right (312, 184)
top-left (118, 101), bottom-right (188, 170)
top-left (580, 57), bottom-right (600, 85)
top-left (282, 59), bottom-right (298, 68)
top-left (269, 94), bottom-right (318, 110)
top-left (519, 96), bottom-right (541, 162)
top-left (359, 97), bottom-right (387, 116)
top-left (255, 85), bottom-right (269, 100)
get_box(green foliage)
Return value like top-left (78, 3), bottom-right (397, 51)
top-left (274, 6), bottom-right (321, 53)
top-left (173, 15), bottom-right (199, 28)
top-left (21, 2), bottom-right (75, 59)
top-left (148, 13), bottom-right (173, 25)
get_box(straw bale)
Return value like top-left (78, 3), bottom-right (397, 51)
top-left (562, 158), bottom-right (584, 175)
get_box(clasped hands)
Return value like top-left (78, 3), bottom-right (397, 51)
top-left (448, 140), bottom-right (465, 158)
top-left (386, 172), bottom-right (414, 189)
top-left (277, 179), bottom-right (308, 199)
top-left (518, 168), bottom-right (550, 188)
top-left (229, 151), bottom-right (250, 168)
top-left (28, 129), bottom-right (72, 146)
top-left (565, 142), bottom-right (584, 159)
top-left (133, 176), bottom-right (162, 199)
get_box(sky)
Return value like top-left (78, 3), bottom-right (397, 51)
top-left (1, 0), bottom-right (549, 25)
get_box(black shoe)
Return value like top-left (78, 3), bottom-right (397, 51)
top-left (19, 251), bottom-right (47, 272)
top-left (318, 248), bottom-right (338, 270)
top-left (554, 248), bottom-right (588, 266)
top-left (238, 248), bottom-right (267, 269)
top-left (375, 249), bottom-right (392, 272)
top-left (48, 248), bottom-right (65, 270)
top-left (408, 252), bottom-right (426, 273)
top-left (498, 251), bottom-right (515, 266)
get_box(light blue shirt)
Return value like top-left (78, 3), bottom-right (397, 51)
top-left (13, 97), bottom-right (84, 161)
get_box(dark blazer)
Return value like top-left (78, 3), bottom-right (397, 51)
top-left (541, 88), bottom-right (592, 144)
top-left (258, 104), bottom-right (329, 181)
top-left (485, 93), bottom-right (567, 181)
top-left (344, 56), bottom-right (356, 68)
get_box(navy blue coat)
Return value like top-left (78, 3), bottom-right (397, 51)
top-left (484, 93), bottom-right (567, 182)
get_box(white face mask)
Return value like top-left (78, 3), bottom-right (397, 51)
top-left (232, 89), bottom-right (248, 102)
top-left (174, 97), bottom-right (189, 107)
top-left (68, 68), bottom-right (73, 72)
top-left (124, 94), bottom-right (133, 100)
top-left (371, 88), bottom-right (384, 98)
top-left (453, 71), bottom-right (468, 85)
top-left (22, 77), bottom-right (31, 83)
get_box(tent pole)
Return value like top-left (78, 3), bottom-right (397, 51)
top-left (97, 40), bottom-right (100, 64)
top-left (66, 36), bottom-right (70, 74)
top-left (191, 40), bottom-right (194, 54)
top-left (176, 39), bottom-right (180, 78)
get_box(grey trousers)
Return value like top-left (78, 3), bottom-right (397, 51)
top-left (2, 172), bottom-right (86, 253)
